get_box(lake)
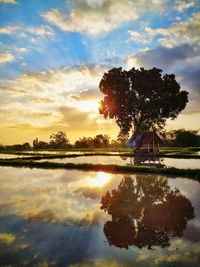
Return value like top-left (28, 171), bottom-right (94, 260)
top-left (0, 166), bottom-right (200, 266)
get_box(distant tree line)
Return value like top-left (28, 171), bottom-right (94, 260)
top-left (161, 129), bottom-right (200, 147)
top-left (0, 129), bottom-right (200, 151)
top-left (0, 142), bottom-right (31, 151)
top-left (74, 134), bottom-right (110, 148)
top-left (33, 131), bottom-right (71, 149)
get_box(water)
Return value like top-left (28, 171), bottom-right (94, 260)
top-left (0, 153), bottom-right (32, 159)
top-left (0, 166), bottom-right (200, 266)
top-left (37, 155), bottom-right (200, 169)
top-left (23, 151), bottom-right (85, 155)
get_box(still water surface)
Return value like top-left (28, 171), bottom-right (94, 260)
top-left (0, 167), bottom-right (200, 267)
top-left (0, 154), bottom-right (32, 159)
top-left (37, 155), bottom-right (200, 169)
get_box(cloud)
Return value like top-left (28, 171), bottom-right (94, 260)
top-left (26, 25), bottom-right (54, 36)
top-left (73, 187), bottom-right (101, 200)
top-left (127, 30), bottom-right (149, 44)
top-left (42, 0), bottom-right (164, 35)
top-left (58, 105), bottom-right (113, 131)
top-left (127, 12), bottom-right (200, 48)
top-left (0, 25), bottom-right (54, 37)
top-left (0, 64), bottom-right (119, 143)
top-left (0, 52), bottom-right (14, 63)
top-left (0, 0), bottom-right (17, 4)
top-left (71, 88), bottom-right (102, 101)
top-left (184, 223), bottom-right (200, 243)
top-left (125, 44), bottom-right (199, 71)
top-left (174, 0), bottom-right (195, 12)
top-left (16, 47), bottom-right (28, 53)
top-left (146, 12), bottom-right (200, 48)
top-left (0, 25), bottom-right (19, 34)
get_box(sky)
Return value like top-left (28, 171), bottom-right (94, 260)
top-left (0, 0), bottom-right (200, 145)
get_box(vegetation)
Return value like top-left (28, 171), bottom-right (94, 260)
top-left (33, 131), bottom-right (70, 149)
top-left (161, 129), bottom-right (200, 147)
top-left (99, 67), bottom-right (188, 134)
top-left (49, 131), bottom-right (69, 148)
top-left (74, 134), bottom-right (110, 148)
top-left (0, 129), bottom-right (200, 151)
top-left (0, 142), bottom-right (31, 151)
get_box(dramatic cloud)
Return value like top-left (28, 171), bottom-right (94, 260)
top-left (0, 0), bottom-right (199, 143)
top-left (0, 64), bottom-right (119, 143)
top-left (146, 12), bottom-right (200, 48)
top-left (0, 52), bottom-right (14, 63)
top-left (42, 0), bottom-right (164, 35)
top-left (126, 45), bottom-right (200, 93)
top-left (126, 44), bottom-right (199, 71)
top-left (127, 12), bottom-right (200, 47)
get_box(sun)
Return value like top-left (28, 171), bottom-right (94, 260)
top-left (88, 172), bottom-right (111, 188)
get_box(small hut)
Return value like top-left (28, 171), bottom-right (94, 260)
top-left (127, 132), bottom-right (161, 155)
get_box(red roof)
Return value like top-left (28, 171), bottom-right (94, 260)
top-left (139, 132), bottom-right (161, 146)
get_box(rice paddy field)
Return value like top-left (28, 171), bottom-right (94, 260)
top-left (0, 149), bottom-right (200, 266)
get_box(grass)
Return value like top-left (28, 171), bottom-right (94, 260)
top-left (0, 159), bottom-right (200, 181)
top-left (160, 147), bottom-right (200, 155)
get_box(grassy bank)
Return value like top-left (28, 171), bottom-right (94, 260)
top-left (0, 159), bottom-right (199, 180)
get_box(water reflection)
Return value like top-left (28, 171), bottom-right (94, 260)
top-left (87, 171), bottom-right (111, 188)
top-left (128, 156), bottom-right (165, 167)
top-left (101, 175), bottom-right (195, 249)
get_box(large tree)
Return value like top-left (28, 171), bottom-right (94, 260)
top-left (99, 67), bottom-right (188, 134)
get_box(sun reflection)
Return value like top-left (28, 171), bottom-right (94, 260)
top-left (89, 172), bottom-right (111, 188)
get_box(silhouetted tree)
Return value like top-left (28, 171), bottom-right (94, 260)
top-left (5, 142), bottom-right (31, 150)
top-left (74, 136), bottom-right (93, 148)
top-left (93, 134), bottom-right (110, 148)
top-left (101, 175), bottom-right (194, 249)
top-left (168, 129), bottom-right (200, 147)
top-left (99, 67), bottom-right (188, 134)
top-left (74, 134), bottom-right (110, 148)
top-left (49, 131), bottom-right (69, 148)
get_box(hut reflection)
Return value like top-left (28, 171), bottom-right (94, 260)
top-left (100, 175), bottom-right (195, 249)
top-left (129, 156), bottom-right (164, 167)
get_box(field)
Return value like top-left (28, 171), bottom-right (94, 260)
top-left (0, 149), bottom-right (200, 266)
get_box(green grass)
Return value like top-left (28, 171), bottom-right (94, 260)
top-left (160, 147), bottom-right (200, 155)
top-left (0, 159), bottom-right (199, 181)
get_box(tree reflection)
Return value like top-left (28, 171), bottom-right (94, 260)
top-left (100, 175), bottom-right (195, 249)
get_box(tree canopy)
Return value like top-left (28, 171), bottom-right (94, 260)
top-left (99, 67), bottom-right (188, 134)
top-left (49, 131), bottom-right (69, 148)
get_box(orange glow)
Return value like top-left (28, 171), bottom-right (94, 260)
top-left (88, 172), bottom-right (111, 188)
